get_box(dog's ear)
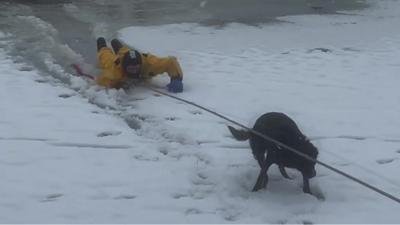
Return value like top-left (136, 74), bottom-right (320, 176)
top-left (228, 126), bottom-right (250, 141)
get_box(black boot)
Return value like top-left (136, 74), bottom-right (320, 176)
top-left (111, 39), bottom-right (123, 54)
top-left (97, 37), bottom-right (107, 51)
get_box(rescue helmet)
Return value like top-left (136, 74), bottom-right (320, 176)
top-left (122, 50), bottom-right (142, 79)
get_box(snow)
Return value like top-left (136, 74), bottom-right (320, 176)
top-left (1, 0), bottom-right (400, 223)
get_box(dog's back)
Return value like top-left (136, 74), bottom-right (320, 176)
top-left (250, 112), bottom-right (309, 165)
top-left (229, 112), bottom-right (305, 160)
top-left (251, 112), bottom-right (303, 147)
top-left (228, 112), bottom-right (318, 193)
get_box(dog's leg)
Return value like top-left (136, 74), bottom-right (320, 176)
top-left (255, 154), bottom-right (265, 168)
top-left (252, 157), bottom-right (273, 192)
top-left (279, 166), bottom-right (291, 179)
top-left (302, 173), bottom-right (312, 194)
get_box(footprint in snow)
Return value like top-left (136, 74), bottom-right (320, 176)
top-left (172, 191), bottom-right (203, 200)
top-left (276, 219), bottom-right (288, 224)
top-left (191, 173), bottom-right (214, 186)
top-left (41, 193), bottom-right (63, 202)
top-left (222, 211), bottom-right (239, 222)
top-left (35, 79), bottom-right (47, 83)
top-left (190, 190), bottom-right (209, 200)
top-left (195, 153), bottom-right (212, 165)
top-left (228, 163), bottom-right (248, 168)
top-left (197, 172), bottom-right (208, 180)
top-left (189, 110), bottom-right (202, 115)
top-left (307, 47), bottom-right (332, 53)
top-left (171, 193), bottom-right (189, 199)
top-left (133, 155), bottom-right (159, 162)
top-left (165, 116), bottom-right (179, 121)
top-left (97, 131), bottom-right (122, 137)
top-left (158, 147), bottom-right (169, 156)
top-left (113, 194), bottom-right (136, 200)
top-left (18, 66), bottom-right (34, 71)
top-left (58, 93), bottom-right (74, 98)
top-left (342, 47), bottom-right (361, 52)
top-left (185, 208), bottom-right (217, 216)
top-left (376, 158), bottom-right (396, 164)
top-left (311, 186), bottom-right (326, 201)
top-left (197, 140), bottom-right (219, 145)
top-left (185, 208), bottom-right (202, 215)
top-left (124, 116), bottom-right (141, 130)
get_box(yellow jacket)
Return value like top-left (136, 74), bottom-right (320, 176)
top-left (96, 46), bottom-right (183, 88)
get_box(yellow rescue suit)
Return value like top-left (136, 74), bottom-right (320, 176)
top-left (96, 46), bottom-right (183, 88)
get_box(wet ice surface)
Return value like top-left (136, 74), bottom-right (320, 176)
top-left (0, 0), bottom-right (367, 64)
top-left (12, 0), bottom-right (367, 26)
top-left (1, 0), bottom-right (400, 223)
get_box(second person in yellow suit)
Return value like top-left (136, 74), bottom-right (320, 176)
top-left (96, 37), bottom-right (184, 93)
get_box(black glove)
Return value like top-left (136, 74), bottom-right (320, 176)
top-left (97, 37), bottom-right (107, 51)
top-left (111, 39), bottom-right (123, 54)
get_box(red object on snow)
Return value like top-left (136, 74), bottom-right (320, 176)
top-left (71, 64), bottom-right (95, 80)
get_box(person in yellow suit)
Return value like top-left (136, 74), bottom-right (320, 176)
top-left (96, 37), bottom-right (183, 93)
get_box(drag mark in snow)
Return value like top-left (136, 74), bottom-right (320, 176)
top-left (384, 139), bottom-right (400, 143)
top-left (311, 135), bottom-right (368, 141)
top-left (50, 142), bottom-right (132, 149)
top-left (0, 160), bottom-right (31, 166)
top-left (0, 137), bottom-right (55, 142)
top-left (313, 136), bottom-right (400, 143)
top-left (329, 135), bottom-right (367, 140)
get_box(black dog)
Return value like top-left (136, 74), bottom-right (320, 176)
top-left (228, 112), bottom-right (318, 194)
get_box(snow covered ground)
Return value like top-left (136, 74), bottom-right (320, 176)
top-left (1, 0), bottom-right (400, 223)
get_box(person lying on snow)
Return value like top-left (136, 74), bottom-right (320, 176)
top-left (96, 37), bottom-right (184, 93)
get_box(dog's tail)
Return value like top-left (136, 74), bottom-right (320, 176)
top-left (227, 125), bottom-right (250, 141)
